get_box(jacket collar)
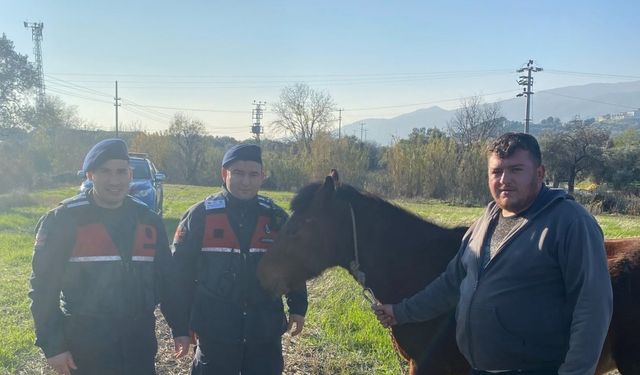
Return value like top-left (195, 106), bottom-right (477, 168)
top-left (487, 184), bottom-right (568, 221)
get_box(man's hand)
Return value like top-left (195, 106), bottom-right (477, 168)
top-left (373, 304), bottom-right (398, 328)
top-left (287, 314), bottom-right (305, 336)
top-left (173, 336), bottom-right (192, 358)
top-left (46, 351), bottom-right (77, 375)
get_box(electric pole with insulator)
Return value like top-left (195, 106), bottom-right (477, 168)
top-left (114, 81), bottom-right (121, 137)
top-left (251, 101), bottom-right (266, 142)
top-left (24, 21), bottom-right (45, 110)
top-left (516, 59), bottom-right (543, 133)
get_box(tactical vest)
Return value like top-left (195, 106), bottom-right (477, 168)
top-left (193, 194), bottom-right (282, 302)
top-left (199, 195), bottom-right (279, 255)
top-left (188, 194), bottom-right (288, 342)
top-left (70, 222), bottom-right (157, 263)
top-left (201, 214), bottom-right (276, 255)
top-left (58, 193), bottom-right (160, 318)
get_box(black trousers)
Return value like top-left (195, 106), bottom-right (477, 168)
top-left (191, 338), bottom-right (283, 375)
top-left (470, 370), bottom-right (557, 375)
top-left (66, 316), bottom-right (157, 375)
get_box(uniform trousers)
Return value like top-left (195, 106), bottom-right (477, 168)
top-left (66, 315), bottom-right (157, 375)
top-left (191, 338), bottom-right (283, 375)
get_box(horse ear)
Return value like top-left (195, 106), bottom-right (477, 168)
top-left (322, 175), bottom-right (336, 194)
top-left (313, 176), bottom-right (336, 206)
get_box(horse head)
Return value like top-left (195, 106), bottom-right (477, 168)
top-left (258, 174), bottom-right (353, 296)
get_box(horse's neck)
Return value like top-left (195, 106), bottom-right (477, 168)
top-left (354, 204), bottom-right (462, 304)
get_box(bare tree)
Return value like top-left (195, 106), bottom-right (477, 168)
top-left (448, 96), bottom-right (503, 147)
top-left (271, 83), bottom-right (336, 153)
top-left (167, 113), bottom-right (207, 185)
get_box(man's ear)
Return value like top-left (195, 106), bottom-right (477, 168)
top-left (220, 167), bottom-right (227, 184)
top-left (537, 165), bottom-right (546, 183)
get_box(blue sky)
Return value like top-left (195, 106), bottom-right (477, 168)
top-left (3, 0), bottom-right (639, 139)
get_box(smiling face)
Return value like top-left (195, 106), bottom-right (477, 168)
top-left (488, 149), bottom-right (545, 217)
top-left (87, 159), bottom-right (132, 208)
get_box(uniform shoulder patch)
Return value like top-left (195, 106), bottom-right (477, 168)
top-left (204, 195), bottom-right (226, 210)
top-left (128, 195), bottom-right (151, 208)
top-left (257, 195), bottom-right (275, 210)
top-left (61, 193), bottom-right (89, 209)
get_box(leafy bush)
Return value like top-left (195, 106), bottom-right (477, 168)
top-left (574, 189), bottom-right (640, 215)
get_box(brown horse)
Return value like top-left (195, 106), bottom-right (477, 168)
top-left (257, 176), bottom-right (640, 375)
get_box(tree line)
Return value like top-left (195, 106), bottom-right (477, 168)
top-left (2, 33), bottom-right (639, 214)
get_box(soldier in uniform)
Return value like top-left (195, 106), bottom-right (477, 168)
top-left (29, 138), bottom-right (184, 375)
top-left (171, 144), bottom-right (308, 375)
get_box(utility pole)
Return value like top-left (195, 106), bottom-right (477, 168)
top-left (251, 101), bottom-right (266, 142)
top-left (516, 59), bottom-right (543, 133)
top-left (114, 81), bottom-right (121, 137)
top-left (24, 21), bottom-right (45, 110)
top-left (360, 122), bottom-right (365, 142)
top-left (338, 108), bottom-right (343, 139)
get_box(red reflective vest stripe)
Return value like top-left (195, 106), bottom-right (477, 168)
top-left (201, 213), bottom-right (278, 253)
top-left (70, 223), bottom-right (157, 262)
top-left (133, 224), bottom-right (158, 261)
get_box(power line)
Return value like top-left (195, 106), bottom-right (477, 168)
top-left (43, 71), bottom-right (512, 89)
top-left (45, 81), bottom-right (249, 115)
top-left (344, 89), bottom-right (516, 111)
top-left (46, 86), bottom-right (114, 104)
top-left (537, 91), bottom-right (638, 110)
top-left (544, 69), bottom-right (640, 80)
top-left (120, 98), bottom-right (173, 120)
top-left (120, 106), bottom-right (169, 126)
top-left (45, 74), bottom-right (112, 98)
top-left (47, 69), bottom-right (512, 79)
top-left (124, 103), bottom-right (249, 113)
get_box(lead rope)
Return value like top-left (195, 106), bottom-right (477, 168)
top-left (347, 203), bottom-right (407, 374)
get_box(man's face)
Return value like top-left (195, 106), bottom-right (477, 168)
top-left (87, 159), bottom-right (132, 208)
top-left (488, 149), bottom-right (545, 217)
top-left (221, 160), bottom-right (264, 200)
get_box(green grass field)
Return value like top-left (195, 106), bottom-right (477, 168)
top-left (1, 185), bottom-right (638, 374)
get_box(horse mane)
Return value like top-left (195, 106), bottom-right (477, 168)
top-left (291, 181), bottom-right (446, 232)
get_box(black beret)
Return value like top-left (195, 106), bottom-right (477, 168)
top-left (222, 144), bottom-right (262, 168)
top-left (82, 138), bottom-right (129, 172)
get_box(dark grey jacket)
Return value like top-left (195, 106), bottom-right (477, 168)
top-left (393, 186), bottom-right (612, 375)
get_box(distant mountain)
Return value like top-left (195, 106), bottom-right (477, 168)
top-left (343, 80), bottom-right (640, 145)
top-left (499, 80), bottom-right (640, 123)
top-left (342, 106), bottom-right (453, 145)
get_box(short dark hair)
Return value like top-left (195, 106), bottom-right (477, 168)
top-left (487, 132), bottom-right (542, 166)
